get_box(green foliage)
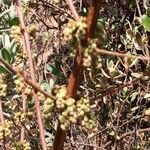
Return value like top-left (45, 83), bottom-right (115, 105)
top-left (140, 14), bottom-right (150, 31)
top-left (0, 0), bottom-right (150, 149)
top-left (0, 65), bottom-right (9, 74)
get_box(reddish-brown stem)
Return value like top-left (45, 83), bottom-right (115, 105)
top-left (20, 94), bottom-right (26, 141)
top-left (20, 23), bottom-right (27, 142)
top-left (0, 97), bottom-right (7, 150)
top-left (0, 98), bottom-right (4, 124)
top-left (67, 44), bottom-right (83, 98)
top-left (0, 57), bottom-right (56, 100)
top-left (86, 0), bottom-right (102, 39)
top-left (96, 48), bottom-right (150, 61)
top-left (52, 124), bottom-right (67, 150)
top-left (14, 1), bottom-right (47, 149)
top-left (52, 1), bottom-right (102, 150)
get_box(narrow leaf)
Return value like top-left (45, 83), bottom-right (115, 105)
top-left (1, 48), bottom-right (11, 62)
top-left (0, 65), bottom-right (9, 74)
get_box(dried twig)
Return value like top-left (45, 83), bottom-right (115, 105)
top-left (75, 127), bottom-right (150, 149)
top-left (103, 127), bottom-right (150, 148)
top-left (38, 0), bottom-right (74, 19)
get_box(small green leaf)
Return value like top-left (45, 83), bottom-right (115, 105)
top-left (9, 17), bottom-right (19, 26)
top-left (129, 58), bottom-right (138, 67)
top-left (46, 64), bottom-right (60, 75)
top-left (42, 82), bottom-right (52, 92)
top-left (1, 48), bottom-right (11, 62)
top-left (140, 14), bottom-right (150, 32)
top-left (0, 65), bottom-right (9, 74)
top-left (146, 7), bottom-right (150, 17)
top-left (46, 64), bottom-right (53, 72)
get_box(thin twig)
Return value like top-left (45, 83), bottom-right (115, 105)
top-left (14, 1), bottom-right (47, 149)
top-left (65, 0), bottom-right (80, 20)
top-left (39, 0), bottom-right (74, 19)
top-left (96, 48), bottom-right (150, 61)
top-left (103, 127), bottom-right (150, 148)
top-left (136, 0), bottom-right (142, 17)
top-left (24, 5), bottom-right (57, 30)
top-left (0, 98), bottom-right (4, 123)
top-left (92, 78), bottom-right (140, 101)
top-left (74, 142), bottom-right (103, 150)
top-left (20, 94), bottom-right (26, 141)
top-left (0, 58), bottom-right (56, 100)
top-left (0, 97), bottom-right (7, 150)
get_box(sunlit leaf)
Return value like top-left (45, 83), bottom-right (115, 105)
top-left (140, 14), bottom-right (150, 32)
top-left (130, 92), bottom-right (139, 101)
top-left (42, 82), bottom-right (52, 92)
top-left (1, 33), bottom-right (11, 49)
top-left (131, 106), bottom-right (139, 112)
top-left (46, 64), bottom-right (53, 72)
top-left (9, 41), bottom-right (16, 55)
top-left (129, 57), bottom-right (138, 67)
top-left (9, 3), bottom-right (16, 19)
top-left (131, 72), bottom-right (143, 78)
top-left (49, 78), bottom-right (54, 89)
top-left (144, 93), bottom-right (150, 99)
